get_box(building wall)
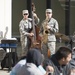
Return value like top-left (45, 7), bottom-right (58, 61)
top-left (12, 0), bottom-right (75, 38)
top-left (0, 0), bottom-right (12, 38)
top-left (12, 0), bottom-right (27, 37)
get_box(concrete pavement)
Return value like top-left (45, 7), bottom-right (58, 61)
top-left (0, 68), bottom-right (10, 75)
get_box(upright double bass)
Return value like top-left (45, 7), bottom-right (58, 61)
top-left (30, 3), bottom-right (41, 49)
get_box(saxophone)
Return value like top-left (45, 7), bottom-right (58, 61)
top-left (42, 18), bottom-right (50, 44)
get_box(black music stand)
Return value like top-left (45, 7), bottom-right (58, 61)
top-left (0, 38), bottom-right (18, 71)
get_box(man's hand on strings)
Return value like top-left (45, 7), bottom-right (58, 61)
top-left (33, 13), bottom-right (38, 18)
top-left (29, 33), bottom-right (34, 37)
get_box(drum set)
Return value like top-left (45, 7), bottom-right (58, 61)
top-left (55, 32), bottom-right (70, 42)
top-left (55, 32), bottom-right (70, 49)
top-left (55, 32), bottom-right (75, 49)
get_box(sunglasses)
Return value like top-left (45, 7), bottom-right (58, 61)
top-left (46, 12), bottom-right (51, 14)
top-left (23, 13), bottom-right (28, 15)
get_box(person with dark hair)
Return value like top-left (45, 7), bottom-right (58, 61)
top-left (16, 48), bottom-right (48, 75)
top-left (44, 46), bottom-right (72, 75)
top-left (26, 48), bottom-right (42, 67)
top-left (10, 48), bottom-right (47, 75)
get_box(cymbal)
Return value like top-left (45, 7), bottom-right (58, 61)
top-left (55, 33), bottom-right (64, 37)
top-left (55, 33), bottom-right (70, 42)
top-left (61, 35), bottom-right (70, 42)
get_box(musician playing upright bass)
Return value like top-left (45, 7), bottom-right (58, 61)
top-left (40, 9), bottom-right (59, 59)
top-left (19, 3), bottom-right (40, 57)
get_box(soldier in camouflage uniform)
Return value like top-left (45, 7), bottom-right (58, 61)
top-left (40, 9), bottom-right (59, 58)
top-left (19, 10), bottom-right (39, 57)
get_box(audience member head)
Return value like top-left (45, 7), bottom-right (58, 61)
top-left (55, 46), bottom-right (72, 65)
top-left (26, 48), bottom-right (42, 67)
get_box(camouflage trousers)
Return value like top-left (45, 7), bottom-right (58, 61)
top-left (21, 38), bottom-right (31, 57)
top-left (41, 41), bottom-right (56, 59)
